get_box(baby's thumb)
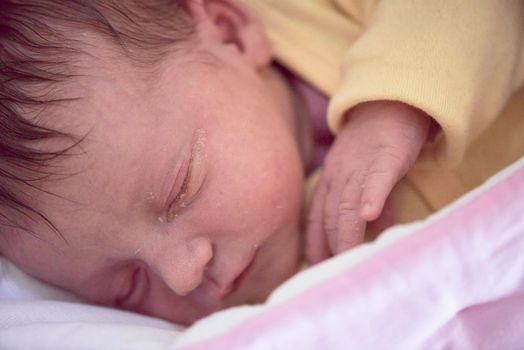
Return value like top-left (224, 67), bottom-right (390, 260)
top-left (359, 164), bottom-right (400, 221)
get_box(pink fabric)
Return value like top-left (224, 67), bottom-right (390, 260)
top-left (185, 159), bottom-right (524, 349)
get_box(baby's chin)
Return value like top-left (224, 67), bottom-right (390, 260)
top-left (226, 242), bottom-right (302, 308)
top-left (163, 262), bottom-right (301, 325)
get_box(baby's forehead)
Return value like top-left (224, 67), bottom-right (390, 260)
top-left (40, 44), bottom-right (158, 135)
top-left (59, 60), bottom-right (195, 165)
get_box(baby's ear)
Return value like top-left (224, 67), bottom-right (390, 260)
top-left (184, 0), bottom-right (271, 68)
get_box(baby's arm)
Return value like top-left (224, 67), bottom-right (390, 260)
top-left (306, 101), bottom-right (430, 262)
top-left (328, 1), bottom-right (524, 167)
top-left (306, 0), bottom-right (524, 262)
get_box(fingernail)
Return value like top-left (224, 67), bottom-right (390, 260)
top-left (360, 201), bottom-right (373, 218)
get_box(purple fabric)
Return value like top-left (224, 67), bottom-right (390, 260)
top-left (276, 63), bottom-right (333, 170)
top-left (290, 74), bottom-right (333, 169)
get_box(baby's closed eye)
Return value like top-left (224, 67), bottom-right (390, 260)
top-left (163, 129), bottom-right (208, 223)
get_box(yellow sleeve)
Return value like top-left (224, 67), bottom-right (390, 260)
top-left (328, 0), bottom-right (524, 166)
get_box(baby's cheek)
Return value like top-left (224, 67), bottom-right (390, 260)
top-left (277, 161), bottom-right (304, 214)
top-left (258, 182), bottom-right (303, 268)
top-left (257, 160), bottom-right (303, 227)
top-left (240, 159), bottom-right (302, 222)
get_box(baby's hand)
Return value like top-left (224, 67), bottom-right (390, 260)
top-left (306, 101), bottom-right (431, 263)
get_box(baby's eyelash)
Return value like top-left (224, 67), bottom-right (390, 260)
top-left (165, 169), bottom-right (207, 224)
top-left (163, 129), bottom-right (207, 223)
top-left (166, 167), bottom-right (191, 222)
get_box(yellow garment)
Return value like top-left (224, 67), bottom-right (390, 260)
top-left (240, 0), bottom-right (524, 223)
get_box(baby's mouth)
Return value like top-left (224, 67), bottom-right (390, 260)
top-left (218, 251), bottom-right (258, 298)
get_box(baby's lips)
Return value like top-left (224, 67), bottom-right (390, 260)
top-left (216, 250), bottom-right (258, 299)
top-left (115, 267), bottom-right (149, 309)
top-left (230, 254), bottom-right (257, 294)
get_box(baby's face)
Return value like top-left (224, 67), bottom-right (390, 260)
top-left (2, 37), bottom-right (308, 324)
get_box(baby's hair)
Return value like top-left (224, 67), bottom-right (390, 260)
top-left (0, 0), bottom-right (194, 236)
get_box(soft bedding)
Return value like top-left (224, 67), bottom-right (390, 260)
top-left (2, 157), bottom-right (524, 349)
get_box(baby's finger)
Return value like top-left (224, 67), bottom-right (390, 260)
top-left (335, 171), bottom-right (366, 254)
top-left (323, 176), bottom-right (347, 254)
top-left (359, 155), bottom-right (402, 221)
top-left (305, 181), bottom-right (331, 264)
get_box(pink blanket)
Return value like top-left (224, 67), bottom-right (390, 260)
top-left (183, 157), bottom-right (524, 349)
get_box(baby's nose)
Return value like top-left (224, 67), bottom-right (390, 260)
top-left (157, 236), bottom-right (214, 296)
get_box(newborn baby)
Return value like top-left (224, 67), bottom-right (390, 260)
top-left (0, 0), bottom-right (310, 325)
top-left (0, 0), bottom-right (430, 325)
